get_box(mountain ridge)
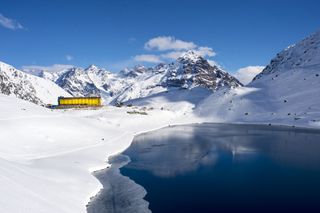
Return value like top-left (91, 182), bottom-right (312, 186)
top-left (22, 51), bottom-right (241, 105)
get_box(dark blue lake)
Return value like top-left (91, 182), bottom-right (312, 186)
top-left (88, 123), bottom-right (320, 213)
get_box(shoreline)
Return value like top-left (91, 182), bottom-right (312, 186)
top-left (85, 114), bottom-right (205, 210)
top-left (86, 120), bottom-right (320, 212)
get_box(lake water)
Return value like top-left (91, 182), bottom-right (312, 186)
top-left (87, 123), bottom-right (320, 213)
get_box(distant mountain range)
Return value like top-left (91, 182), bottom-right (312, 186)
top-left (9, 51), bottom-right (241, 105)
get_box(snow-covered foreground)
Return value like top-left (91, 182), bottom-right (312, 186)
top-left (0, 94), bottom-right (203, 213)
top-left (1, 85), bottom-right (320, 213)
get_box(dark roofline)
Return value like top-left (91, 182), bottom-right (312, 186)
top-left (58, 96), bottom-right (101, 99)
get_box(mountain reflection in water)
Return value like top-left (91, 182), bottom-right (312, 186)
top-left (88, 123), bottom-right (320, 213)
top-left (123, 124), bottom-right (320, 177)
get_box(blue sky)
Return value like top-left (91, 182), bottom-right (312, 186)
top-left (0, 0), bottom-right (320, 74)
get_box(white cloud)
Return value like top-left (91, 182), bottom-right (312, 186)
top-left (131, 36), bottom-right (218, 65)
top-left (144, 36), bottom-right (197, 51)
top-left (134, 54), bottom-right (163, 63)
top-left (22, 64), bottom-right (74, 73)
top-left (234, 66), bottom-right (265, 85)
top-left (194, 46), bottom-right (216, 57)
top-left (65, 55), bottom-right (73, 61)
top-left (0, 13), bottom-right (24, 30)
top-left (161, 51), bottom-right (185, 60)
top-left (141, 36), bottom-right (217, 63)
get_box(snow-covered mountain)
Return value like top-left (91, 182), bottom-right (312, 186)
top-left (55, 65), bottom-right (128, 104)
top-left (197, 30), bottom-right (320, 127)
top-left (50, 51), bottom-right (241, 105)
top-left (0, 61), bottom-right (71, 105)
top-left (162, 51), bottom-right (241, 89)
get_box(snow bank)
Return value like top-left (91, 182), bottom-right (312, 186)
top-left (0, 94), bottom-right (201, 213)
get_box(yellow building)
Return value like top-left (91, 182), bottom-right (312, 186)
top-left (58, 97), bottom-right (102, 107)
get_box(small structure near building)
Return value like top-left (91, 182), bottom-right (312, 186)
top-left (57, 96), bottom-right (102, 108)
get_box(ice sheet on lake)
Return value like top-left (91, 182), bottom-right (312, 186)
top-left (87, 154), bottom-right (151, 213)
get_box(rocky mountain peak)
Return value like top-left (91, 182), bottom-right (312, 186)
top-left (162, 52), bottom-right (242, 90)
top-left (85, 64), bottom-right (99, 71)
top-left (177, 50), bottom-right (203, 63)
top-left (120, 65), bottom-right (150, 78)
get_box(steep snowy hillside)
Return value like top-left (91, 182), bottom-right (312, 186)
top-left (197, 31), bottom-right (320, 127)
top-left (253, 31), bottom-right (320, 82)
top-left (0, 61), bottom-right (71, 105)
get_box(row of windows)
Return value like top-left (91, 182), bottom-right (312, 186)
top-left (58, 98), bottom-right (101, 106)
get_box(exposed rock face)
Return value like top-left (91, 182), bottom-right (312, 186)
top-left (0, 68), bottom-right (42, 104)
top-left (163, 51), bottom-right (242, 89)
top-left (56, 67), bottom-right (101, 97)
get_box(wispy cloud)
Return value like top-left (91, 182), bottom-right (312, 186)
top-left (22, 64), bottom-right (74, 73)
top-left (107, 59), bottom-right (139, 72)
top-left (234, 66), bottom-right (265, 85)
top-left (0, 13), bottom-right (24, 30)
top-left (161, 51), bottom-right (185, 60)
top-left (65, 55), bottom-right (73, 61)
top-left (195, 46), bottom-right (216, 57)
top-left (134, 54), bottom-right (163, 63)
top-left (128, 37), bottom-right (136, 43)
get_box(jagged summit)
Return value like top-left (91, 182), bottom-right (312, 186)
top-left (163, 50), bottom-right (241, 90)
top-left (85, 64), bottom-right (99, 71)
top-left (177, 50), bottom-right (202, 63)
top-left (120, 65), bottom-right (150, 77)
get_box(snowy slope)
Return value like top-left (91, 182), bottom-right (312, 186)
top-left (0, 94), bottom-right (201, 213)
top-left (0, 61), bottom-right (71, 105)
top-left (197, 31), bottom-right (320, 128)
